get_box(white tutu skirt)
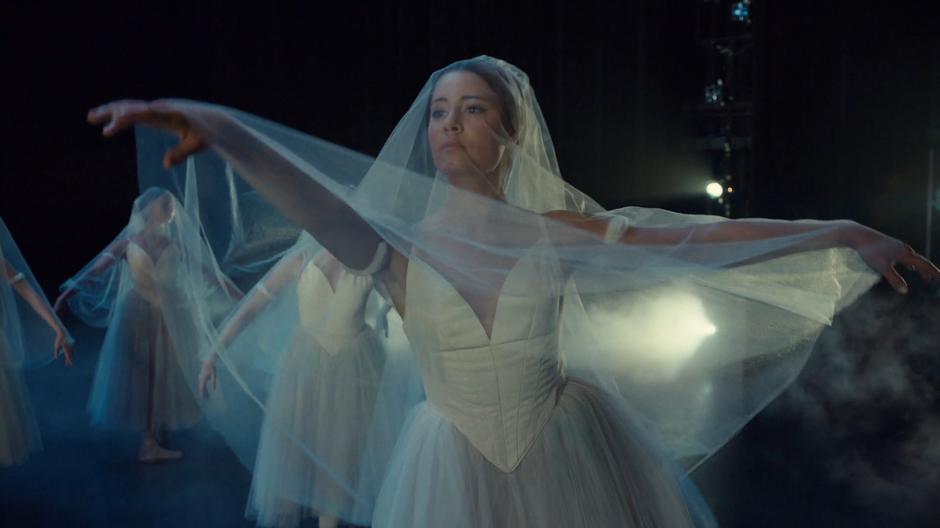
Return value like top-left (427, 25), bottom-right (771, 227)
top-left (248, 327), bottom-right (385, 527)
top-left (0, 347), bottom-right (42, 466)
top-left (372, 379), bottom-right (715, 528)
top-left (88, 289), bottom-right (201, 431)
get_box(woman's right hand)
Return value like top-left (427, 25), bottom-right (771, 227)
top-left (198, 359), bottom-right (218, 399)
top-left (87, 100), bottom-right (208, 169)
top-left (54, 328), bottom-right (75, 367)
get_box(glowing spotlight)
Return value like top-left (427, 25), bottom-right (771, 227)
top-left (704, 79), bottom-right (724, 105)
top-left (706, 182), bottom-right (724, 198)
top-left (731, 1), bottom-right (751, 24)
top-left (587, 287), bottom-right (718, 382)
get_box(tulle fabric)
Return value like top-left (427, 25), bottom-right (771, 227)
top-left (87, 289), bottom-right (201, 430)
top-left (0, 343), bottom-right (42, 466)
top-left (243, 241), bottom-right (387, 526)
top-left (247, 326), bottom-right (385, 527)
top-left (62, 189), bottom-right (242, 432)
top-left (127, 56), bottom-right (885, 525)
top-left (373, 381), bottom-right (713, 528)
top-left (0, 216), bottom-right (59, 466)
top-left (182, 233), bottom-right (400, 526)
top-left (0, 216), bottom-right (58, 369)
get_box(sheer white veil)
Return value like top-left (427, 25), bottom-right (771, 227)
top-left (132, 56), bottom-right (880, 519)
top-left (0, 217), bottom-right (58, 369)
top-left (62, 188), bottom-right (243, 404)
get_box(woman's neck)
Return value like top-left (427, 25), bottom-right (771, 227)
top-left (436, 171), bottom-right (505, 223)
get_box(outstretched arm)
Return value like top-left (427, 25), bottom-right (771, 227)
top-left (87, 101), bottom-right (385, 271)
top-left (54, 238), bottom-right (129, 313)
top-left (198, 250), bottom-right (305, 398)
top-left (2, 261), bottom-right (75, 366)
top-left (545, 211), bottom-right (940, 294)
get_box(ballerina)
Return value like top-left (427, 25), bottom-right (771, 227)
top-left (198, 234), bottom-right (387, 528)
top-left (56, 188), bottom-right (242, 463)
top-left (1, 216), bottom-right (74, 466)
top-left (88, 56), bottom-right (938, 526)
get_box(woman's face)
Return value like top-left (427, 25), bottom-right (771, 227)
top-left (428, 70), bottom-right (512, 183)
top-left (144, 194), bottom-right (175, 228)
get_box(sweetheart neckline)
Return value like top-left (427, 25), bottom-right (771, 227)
top-left (127, 239), bottom-right (173, 268)
top-left (405, 251), bottom-right (539, 342)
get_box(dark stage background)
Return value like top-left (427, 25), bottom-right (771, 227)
top-left (2, 1), bottom-right (938, 526)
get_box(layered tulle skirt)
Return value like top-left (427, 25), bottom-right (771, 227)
top-left (247, 326), bottom-right (385, 527)
top-left (372, 379), bottom-right (715, 528)
top-left (0, 333), bottom-right (41, 466)
top-left (88, 289), bottom-right (201, 431)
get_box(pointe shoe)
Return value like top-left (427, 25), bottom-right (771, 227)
top-left (318, 515), bottom-right (339, 528)
top-left (138, 441), bottom-right (183, 464)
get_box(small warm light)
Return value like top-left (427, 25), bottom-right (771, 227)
top-left (706, 182), bottom-right (724, 198)
top-left (726, 186), bottom-right (734, 194)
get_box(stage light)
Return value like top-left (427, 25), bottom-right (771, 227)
top-left (587, 287), bottom-right (718, 382)
top-left (706, 182), bottom-right (724, 198)
top-left (731, 1), bottom-right (751, 24)
top-left (704, 79), bottom-right (724, 105)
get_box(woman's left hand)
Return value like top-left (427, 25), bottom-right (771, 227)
top-left (845, 223), bottom-right (940, 293)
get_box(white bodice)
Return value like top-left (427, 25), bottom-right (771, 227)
top-left (296, 260), bottom-right (374, 353)
top-left (403, 249), bottom-right (565, 472)
top-left (126, 242), bottom-right (179, 304)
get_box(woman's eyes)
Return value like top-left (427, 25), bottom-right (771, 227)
top-left (430, 105), bottom-right (487, 119)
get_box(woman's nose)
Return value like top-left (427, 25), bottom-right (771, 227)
top-left (444, 111), bottom-right (462, 132)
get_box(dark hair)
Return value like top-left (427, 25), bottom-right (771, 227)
top-left (431, 58), bottom-right (521, 139)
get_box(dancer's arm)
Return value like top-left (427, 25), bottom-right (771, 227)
top-left (198, 251), bottom-right (304, 398)
top-left (545, 211), bottom-right (940, 294)
top-left (2, 261), bottom-right (75, 366)
top-left (88, 101), bottom-right (385, 271)
top-left (54, 238), bottom-right (129, 313)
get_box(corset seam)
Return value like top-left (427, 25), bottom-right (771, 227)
top-left (502, 376), bottom-right (565, 473)
top-left (486, 339), bottom-right (506, 468)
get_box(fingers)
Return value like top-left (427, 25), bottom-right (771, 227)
top-left (199, 369), bottom-right (215, 399)
top-left (54, 335), bottom-right (75, 367)
top-left (88, 100), bottom-right (187, 138)
top-left (893, 251), bottom-right (940, 284)
top-left (162, 133), bottom-right (205, 169)
top-left (88, 101), bottom-right (145, 136)
top-left (883, 265), bottom-right (910, 294)
top-left (910, 255), bottom-right (940, 283)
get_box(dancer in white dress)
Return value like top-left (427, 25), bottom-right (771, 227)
top-left (0, 216), bottom-right (74, 466)
top-left (88, 56), bottom-right (938, 526)
top-left (56, 188), bottom-right (242, 463)
top-left (198, 233), bottom-right (387, 528)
